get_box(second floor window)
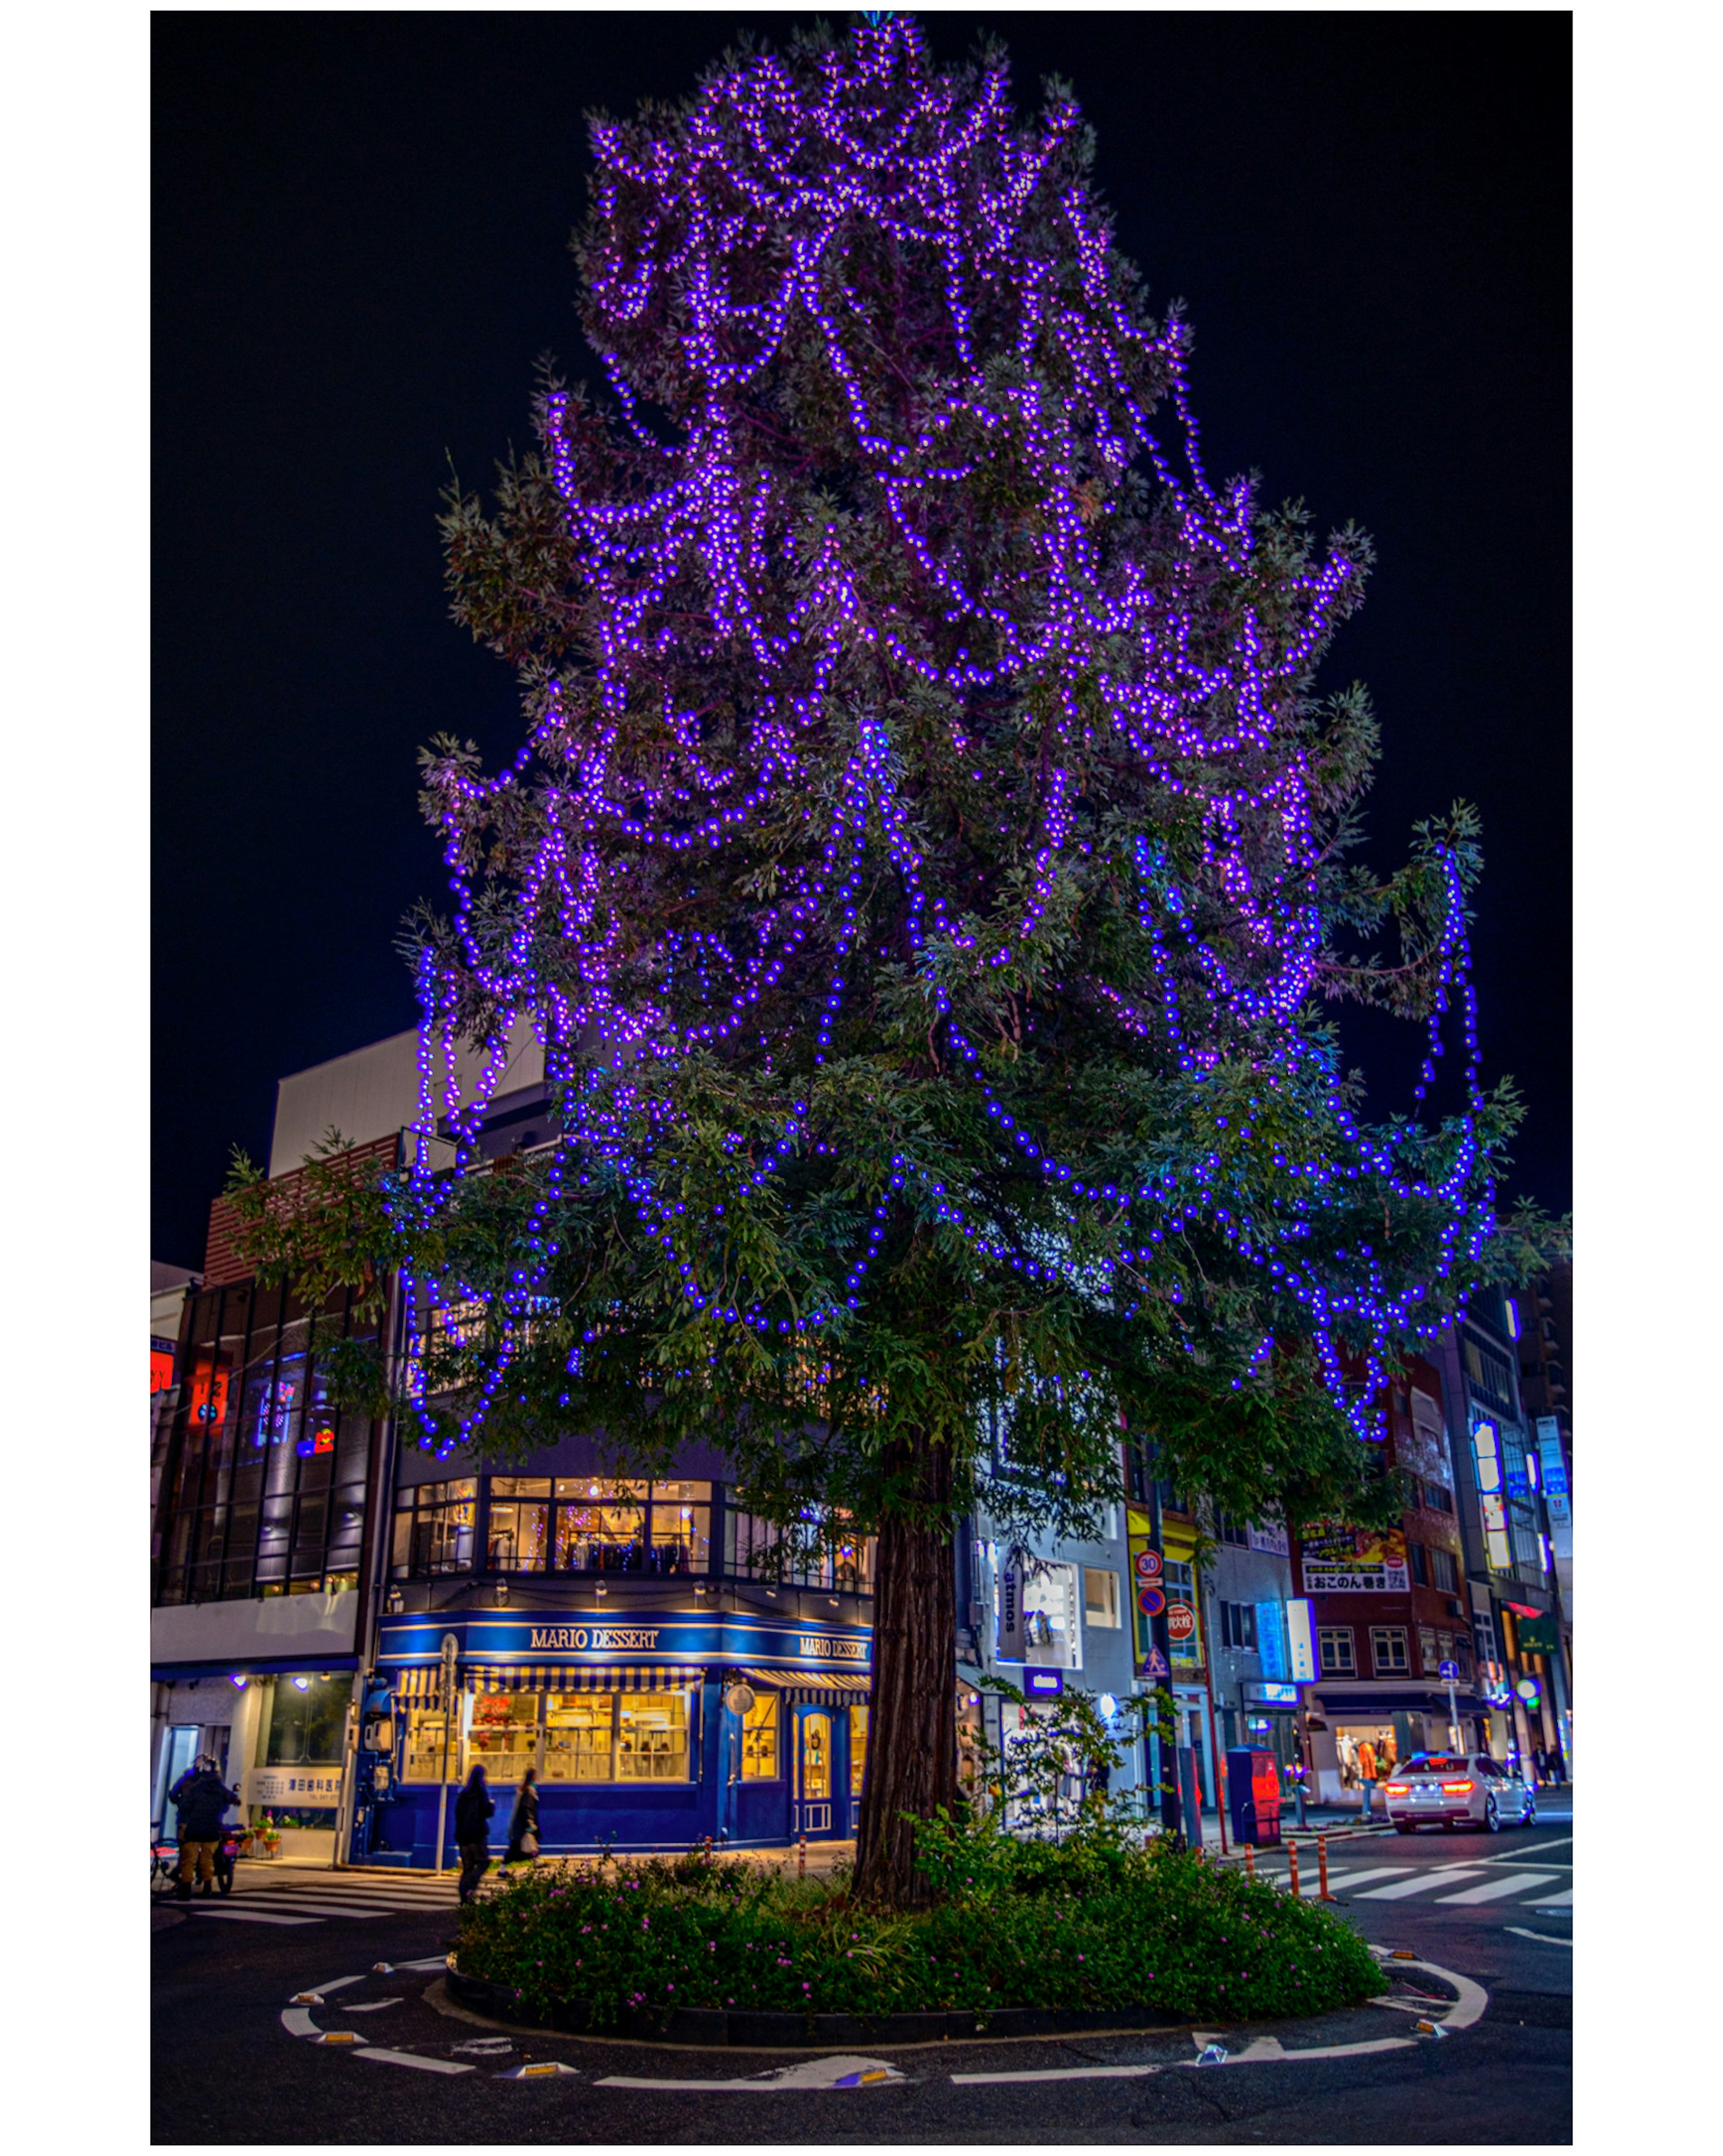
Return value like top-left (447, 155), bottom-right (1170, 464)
top-left (1219, 1600), bottom-right (1258, 1650)
top-left (1318, 1626), bottom-right (1355, 1675)
top-left (1371, 1626), bottom-right (1410, 1674)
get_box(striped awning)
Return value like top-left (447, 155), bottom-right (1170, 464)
top-left (392, 1665), bottom-right (444, 1701)
top-left (742, 1667), bottom-right (871, 1703)
top-left (465, 1663), bottom-right (705, 1696)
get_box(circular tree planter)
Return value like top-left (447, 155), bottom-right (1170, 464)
top-left (446, 1959), bottom-right (1195, 2049)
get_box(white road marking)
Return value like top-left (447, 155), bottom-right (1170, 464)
top-left (1309, 1866), bottom-right (1417, 1891)
top-left (246, 1902), bottom-right (401, 1918)
top-left (398, 1956), bottom-right (455, 1972)
top-left (1529, 1888), bottom-right (1572, 1906)
top-left (953, 2064), bottom-right (1160, 2085)
top-left (194, 1906), bottom-right (321, 1925)
top-left (341, 1998), bottom-right (403, 2013)
top-left (1356, 1869), bottom-right (1487, 1899)
top-left (1506, 1927), bottom-right (1573, 1947)
top-left (1502, 1835), bottom-right (1575, 1861)
top-left (1434, 1872), bottom-right (1561, 1906)
top-left (281, 2007), bottom-right (322, 2038)
top-left (353, 2049), bottom-right (473, 2075)
top-left (598, 2053), bottom-right (904, 2093)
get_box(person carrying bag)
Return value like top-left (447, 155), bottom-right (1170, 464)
top-left (500, 1766), bottom-right (540, 1876)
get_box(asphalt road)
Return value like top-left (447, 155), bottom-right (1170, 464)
top-left (152, 1808), bottom-right (1570, 2144)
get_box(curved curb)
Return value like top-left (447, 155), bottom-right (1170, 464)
top-left (280, 1950), bottom-right (1488, 2088)
top-left (446, 1962), bottom-right (1203, 2050)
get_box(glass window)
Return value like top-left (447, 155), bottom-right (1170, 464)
top-left (648, 1481), bottom-right (712, 1576)
top-left (1370, 1627), bottom-right (1410, 1674)
top-left (1419, 1625), bottom-right (1440, 1672)
top-left (1407, 1540), bottom-right (1429, 1586)
top-left (849, 1704), bottom-right (869, 1796)
top-left (618, 1693), bottom-right (689, 1781)
top-left (740, 1690), bottom-right (779, 1780)
top-left (264, 1674), bottom-right (348, 1765)
top-left (726, 1502), bottom-right (872, 1591)
top-left (551, 1480), bottom-right (647, 1571)
top-left (1430, 1546), bottom-right (1459, 1592)
top-left (1165, 1560), bottom-right (1200, 1665)
top-left (491, 1477), bottom-right (552, 1498)
top-left (1083, 1568), bottom-right (1121, 1627)
top-left (402, 1706), bottom-right (453, 1782)
top-left (1220, 1599), bottom-right (1258, 1650)
top-left (1318, 1626), bottom-right (1355, 1675)
top-left (465, 1691), bottom-right (540, 1782)
top-left (543, 1693), bottom-right (615, 1782)
top-left (487, 1501), bottom-right (549, 1571)
top-left (393, 1481), bottom-right (477, 1578)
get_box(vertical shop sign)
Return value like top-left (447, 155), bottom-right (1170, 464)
top-left (1286, 1598), bottom-right (1317, 1684)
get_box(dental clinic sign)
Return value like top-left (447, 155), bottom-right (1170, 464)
top-left (243, 1766), bottom-right (342, 1806)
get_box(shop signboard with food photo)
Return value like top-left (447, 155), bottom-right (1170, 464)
top-left (1299, 1521), bottom-right (1410, 1594)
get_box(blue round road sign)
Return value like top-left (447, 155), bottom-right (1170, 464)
top-left (1136, 1583), bottom-right (1167, 1617)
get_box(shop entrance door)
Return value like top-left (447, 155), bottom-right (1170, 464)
top-left (794, 1709), bottom-right (833, 1836)
top-left (157, 1725), bottom-right (200, 1837)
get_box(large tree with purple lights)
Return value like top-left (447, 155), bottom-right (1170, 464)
top-left (243, 17), bottom-right (1552, 1904)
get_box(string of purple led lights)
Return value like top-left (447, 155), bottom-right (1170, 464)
top-left (396, 18), bottom-right (1493, 1460)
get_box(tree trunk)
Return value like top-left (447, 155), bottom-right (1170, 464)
top-left (853, 1438), bottom-right (958, 1906)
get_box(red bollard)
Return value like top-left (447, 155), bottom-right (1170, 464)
top-left (1317, 1831), bottom-right (1335, 1901)
top-left (1244, 1845), bottom-right (1256, 1881)
top-left (798, 1834), bottom-right (807, 1880)
top-left (1287, 1842), bottom-right (1302, 1898)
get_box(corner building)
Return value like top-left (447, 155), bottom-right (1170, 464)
top-left (373, 1441), bottom-right (874, 1864)
top-left (150, 1025), bottom-right (875, 1867)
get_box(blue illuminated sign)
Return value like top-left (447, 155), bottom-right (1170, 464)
top-left (1024, 1668), bottom-right (1065, 1698)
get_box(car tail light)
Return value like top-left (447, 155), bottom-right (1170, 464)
top-left (1384, 1784), bottom-right (1409, 1795)
top-left (1440, 1779), bottom-right (1474, 1793)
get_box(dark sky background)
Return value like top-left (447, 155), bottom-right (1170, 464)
top-left (153, 9), bottom-right (1570, 1267)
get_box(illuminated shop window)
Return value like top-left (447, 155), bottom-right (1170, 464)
top-left (740, 1690), bottom-right (779, 1780)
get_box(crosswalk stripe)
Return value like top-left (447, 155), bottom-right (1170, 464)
top-left (1256, 1866), bottom-right (1412, 1892)
top-left (1435, 1872), bottom-right (1562, 1906)
top-left (1529, 1887), bottom-right (1573, 1906)
top-left (1354, 1869), bottom-right (1487, 1899)
top-left (188, 1906), bottom-right (322, 1925)
top-left (241, 1902), bottom-right (398, 1919)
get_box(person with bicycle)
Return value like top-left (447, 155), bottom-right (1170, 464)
top-left (169, 1755), bottom-right (241, 1899)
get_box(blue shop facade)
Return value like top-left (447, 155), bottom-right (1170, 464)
top-left (353, 1447), bottom-right (875, 1868)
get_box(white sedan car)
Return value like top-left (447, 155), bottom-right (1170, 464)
top-left (1381, 1752), bottom-right (1537, 1833)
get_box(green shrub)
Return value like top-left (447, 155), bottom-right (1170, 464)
top-left (453, 1836), bottom-right (1383, 2030)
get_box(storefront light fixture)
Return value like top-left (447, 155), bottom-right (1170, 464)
top-left (293, 1676), bottom-right (310, 1691)
top-left (229, 1673), bottom-right (248, 1688)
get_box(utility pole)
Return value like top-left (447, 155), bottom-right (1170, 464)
top-left (433, 1631), bottom-right (459, 1874)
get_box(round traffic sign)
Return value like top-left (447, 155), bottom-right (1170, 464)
top-left (1166, 1600), bottom-right (1197, 1643)
top-left (1134, 1549), bottom-right (1163, 1580)
top-left (1136, 1583), bottom-right (1166, 1617)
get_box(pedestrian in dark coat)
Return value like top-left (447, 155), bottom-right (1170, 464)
top-left (454, 1765), bottom-right (494, 1905)
top-left (170, 1757), bottom-right (240, 1897)
top-left (502, 1767), bottom-right (540, 1872)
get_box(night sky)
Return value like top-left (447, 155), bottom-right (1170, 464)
top-left (153, 10), bottom-right (1570, 1267)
